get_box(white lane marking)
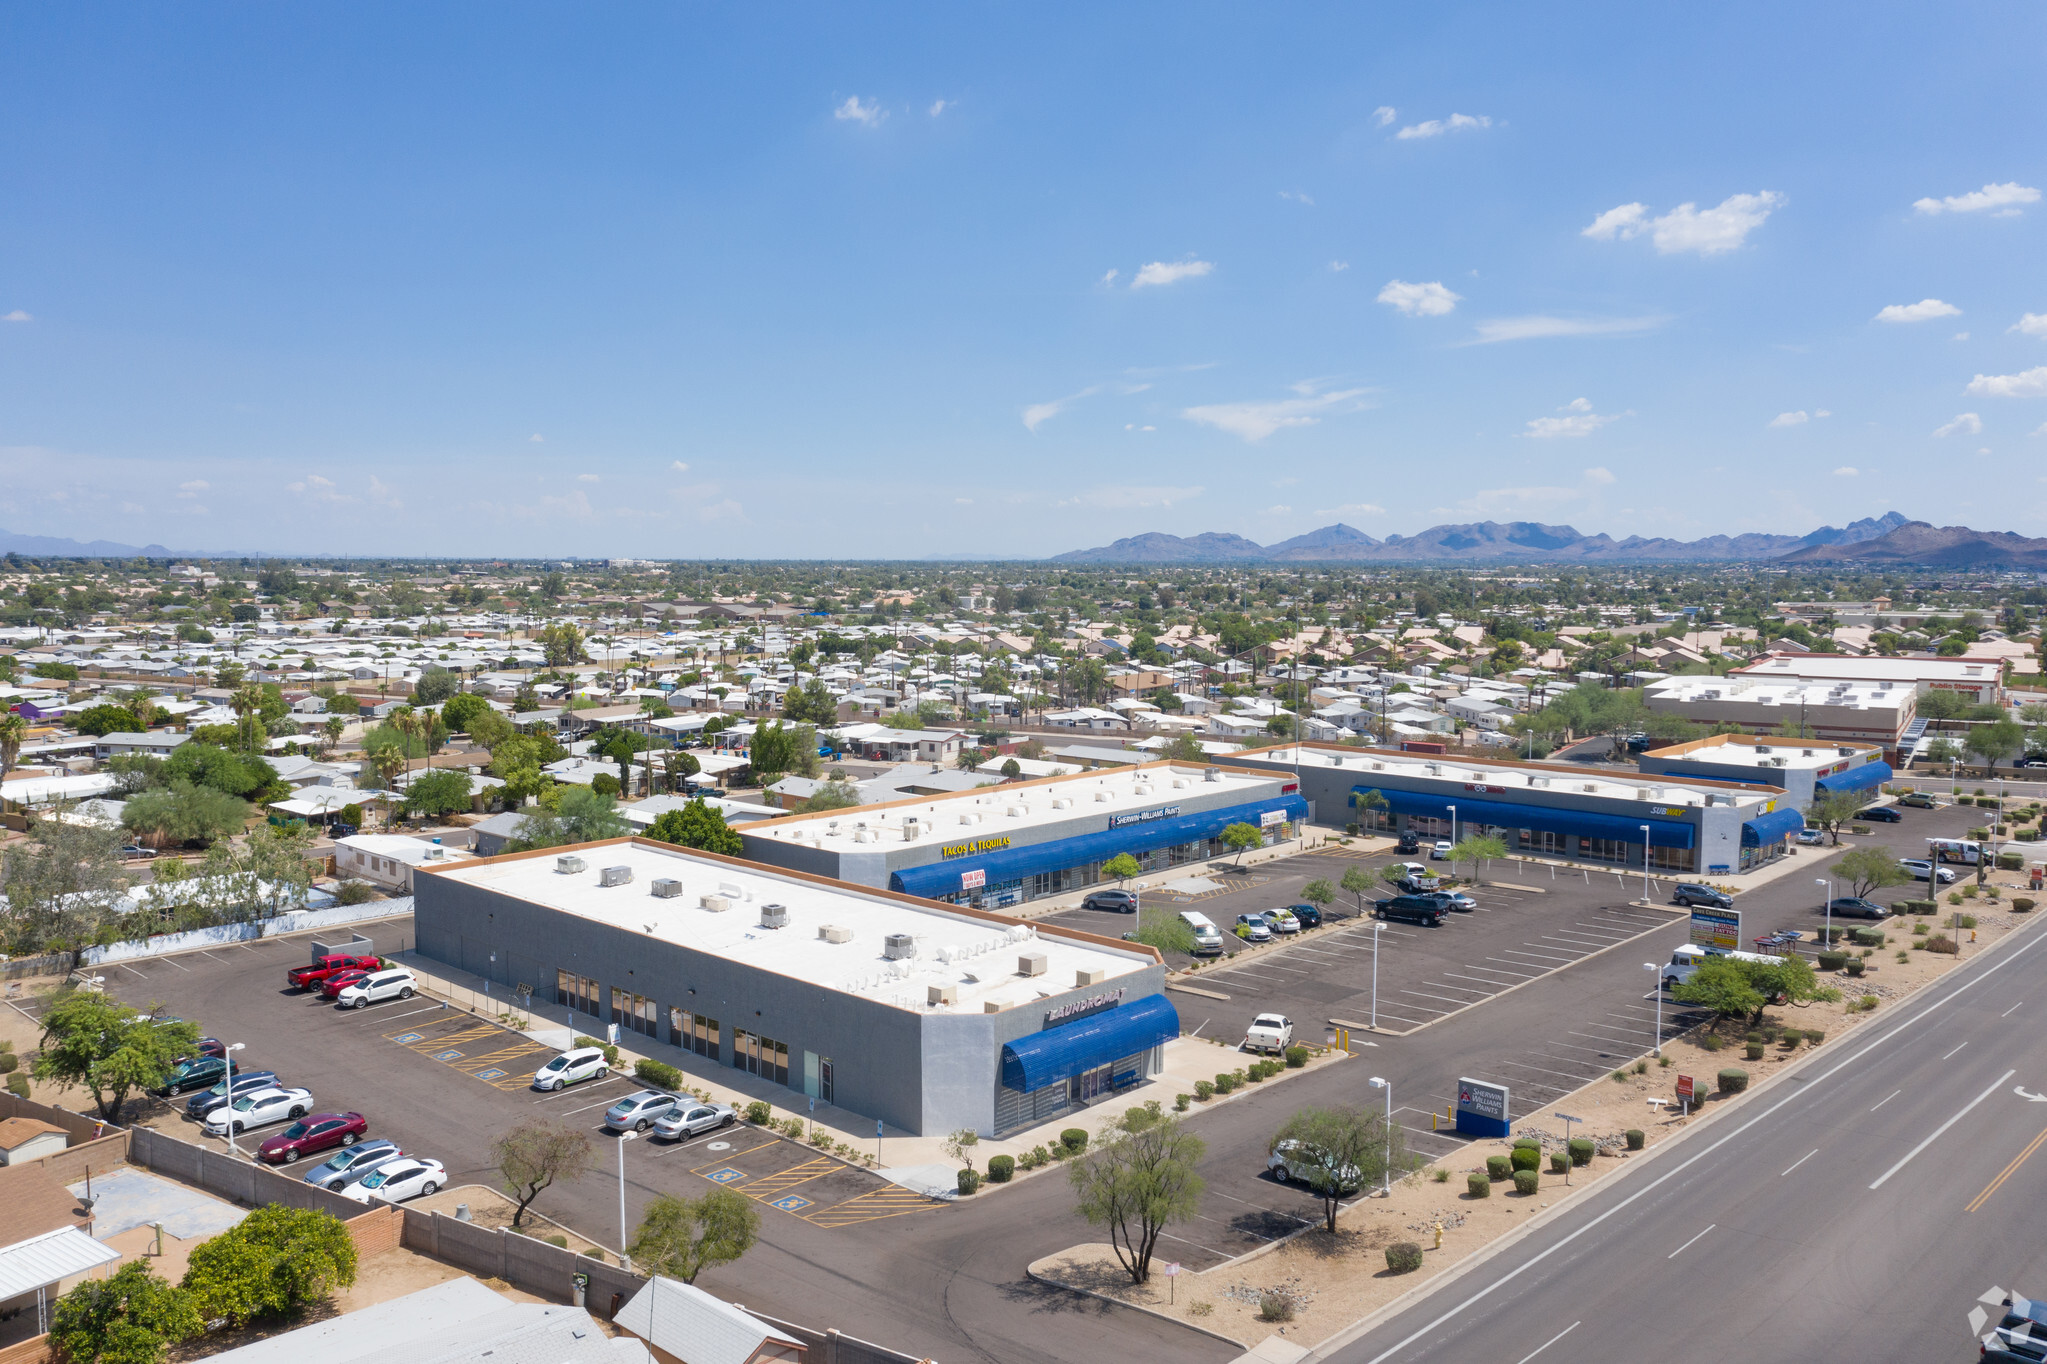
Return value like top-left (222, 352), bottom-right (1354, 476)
top-left (1869, 1069), bottom-right (2016, 1189)
top-left (363, 1004), bottom-right (443, 1026)
top-left (1515, 1321), bottom-right (1580, 1364)
top-left (1667, 1224), bottom-right (1714, 1259)
top-left (157, 955), bottom-right (192, 972)
top-left (120, 964), bottom-right (150, 980)
top-left (2004, 1002), bottom-right (2024, 1018)
top-left (562, 1092), bottom-right (629, 1117)
top-left (1781, 1149), bottom-right (1819, 1176)
top-left (1871, 1090), bottom-right (1901, 1111)
top-left (1481, 959), bottom-right (1543, 976)
top-left (1942, 1041), bottom-right (1970, 1061)
top-left (198, 950), bottom-right (234, 964)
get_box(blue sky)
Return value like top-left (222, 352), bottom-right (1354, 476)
top-left (2, 3), bottom-right (2043, 559)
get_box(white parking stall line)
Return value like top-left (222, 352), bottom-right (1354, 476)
top-left (1393, 992), bottom-right (1457, 1011)
top-left (1480, 959), bottom-right (1544, 977)
top-left (1538, 932), bottom-right (1616, 950)
top-left (1536, 1039), bottom-right (1625, 1061)
top-left (119, 964), bottom-right (150, 980)
top-left (533, 1077), bottom-right (627, 1106)
top-left (1571, 1023), bottom-right (1651, 1043)
top-left (156, 956), bottom-right (192, 972)
top-left (1507, 946), bottom-right (1578, 962)
top-left (1451, 965), bottom-right (1529, 982)
top-left (365, 1003), bottom-right (446, 1026)
top-left (1440, 972), bottom-right (1514, 991)
top-left (198, 950), bottom-right (236, 964)
top-left (1418, 981), bottom-right (1492, 1000)
top-left (1497, 1058), bottom-right (1600, 1085)
top-left (564, 1092), bottom-right (629, 1117)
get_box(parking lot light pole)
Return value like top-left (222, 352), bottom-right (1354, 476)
top-left (1446, 804), bottom-right (1457, 851)
top-left (1643, 963), bottom-right (1661, 1056)
top-left (1371, 921), bottom-right (1385, 1030)
top-left (1816, 878), bottom-right (1833, 951)
top-left (1367, 1076), bottom-right (1392, 1195)
top-left (1640, 824), bottom-right (1652, 903)
top-left (224, 1042), bottom-right (245, 1157)
top-left (617, 1130), bottom-right (637, 1270)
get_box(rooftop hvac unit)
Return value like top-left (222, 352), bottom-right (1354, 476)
top-left (854, 829), bottom-right (876, 843)
top-left (718, 880), bottom-right (744, 901)
top-left (1006, 805), bottom-right (1025, 817)
top-left (1075, 966), bottom-right (1106, 987)
top-left (650, 878), bottom-right (684, 898)
top-left (555, 855), bottom-right (586, 875)
top-left (1017, 951), bottom-right (1047, 978)
top-left (599, 865), bottom-right (633, 888)
top-left (1133, 783), bottom-right (1150, 796)
top-left (818, 924), bottom-right (853, 944)
top-left (759, 903), bottom-right (789, 929)
top-left (884, 932), bottom-right (918, 960)
top-left (927, 983), bottom-right (957, 1006)
top-left (701, 894), bottom-right (732, 912)
top-left (1095, 790), bottom-right (1112, 802)
top-left (1171, 777), bottom-right (1188, 789)
top-left (1052, 797), bottom-right (1072, 810)
top-left (1204, 767), bottom-right (1221, 782)
top-left (903, 819), bottom-right (922, 840)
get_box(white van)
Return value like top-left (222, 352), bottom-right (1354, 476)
top-left (1179, 910), bottom-right (1226, 956)
top-left (1927, 838), bottom-right (1982, 865)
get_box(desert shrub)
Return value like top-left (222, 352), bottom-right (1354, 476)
top-left (1845, 959), bottom-right (1866, 977)
top-left (543, 1234), bottom-right (568, 1248)
top-left (1174, 1093), bottom-right (1191, 1112)
top-left (633, 1058), bottom-right (681, 1090)
top-left (1778, 1030), bottom-right (1804, 1048)
top-left (1568, 1137), bottom-right (1594, 1166)
top-left (956, 1168), bottom-right (981, 1196)
top-left (1284, 1044), bottom-right (1309, 1069)
top-left (1700, 1033), bottom-right (1724, 1052)
top-left (574, 1036), bottom-right (620, 1067)
top-left (0, 1053), bottom-right (15, 1075)
top-left (1259, 1293), bottom-right (1295, 1322)
top-left (1214, 1072), bottom-right (1240, 1094)
top-left (1856, 994), bottom-right (1880, 1012)
top-left (985, 1155), bottom-right (1014, 1183)
top-left (1612, 1070), bottom-right (1628, 1083)
top-left (1745, 1041), bottom-right (1766, 1060)
top-left (1957, 795), bottom-right (1975, 805)
top-left (1512, 1136), bottom-right (1541, 1153)
top-left (1486, 1155), bottom-right (1511, 1181)
top-left (1926, 935), bottom-right (1959, 955)
top-left (744, 1101), bottom-right (772, 1125)
top-left (1432, 1168), bottom-right (1451, 1183)
top-left (1625, 1129), bottom-right (1645, 1151)
top-left (1549, 1151), bottom-right (1568, 1174)
top-left (1467, 1172), bottom-right (1490, 1198)
top-left (1998, 851), bottom-right (2024, 870)
top-left (4, 1074), bottom-right (27, 1099)
top-left (1805, 1028), bottom-right (1826, 1044)
top-left (2015, 898), bottom-right (2036, 913)
top-left (1513, 1169), bottom-right (1539, 1195)
top-left (1948, 892), bottom-right (1963, 905)
top-left (1850, 928), bottom-right (1886, 947)
top-left (1193, 1080), bottom-right (1215, 1101)
top-left (1384, 1242), bottom-right (1425, 1274)
top-left (778, 1117), bottom-right (804, 1139)
top-left (1957, 914), bottom-right (1979, 929)
top-left (1511, 1145), bottom-right (1539, 1173)
top-left (1717, 1068), bottom-right (1750, 1094)
top-left (1817, 951), bottom-right (1848, 971)
top-left (1060, 1128), bottom-right (1088, 1153)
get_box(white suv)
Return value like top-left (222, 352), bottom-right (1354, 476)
top-left (335, 967), bottom-right (417, 1009)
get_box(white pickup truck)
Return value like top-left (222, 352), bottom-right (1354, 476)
top-left (1660, 944), bottom-right (1783, 989)
top-left (1243, 1013), bottom-right (1295, 1054)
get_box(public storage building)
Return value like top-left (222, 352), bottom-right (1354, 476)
top-left (734, 761), bottom-right (1308, 911)
top-left (413, 839), bottom-right (1176, 1138)
top-left (1226, 743), bottom-right (1801, 877)
top-left (1635, 734), bottom-right (1892, 813)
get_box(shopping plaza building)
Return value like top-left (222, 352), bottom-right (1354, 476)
top-left (415, 839), bottom-right (1178, 1137)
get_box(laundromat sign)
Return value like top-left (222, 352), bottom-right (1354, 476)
top-left (941, 836), bottom-right (1012, 859)
top-left (1046, 988), bottom-right (1126, 1025)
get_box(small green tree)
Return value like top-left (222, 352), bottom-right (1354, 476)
top-left (1101, 852), bottom-right (1142, 884)
top-left (1449, 833), bottom-right (1508, 884)
top-left (942, 1128), bottom-right (980, 1170)
top-left (1967, 718), bottom-right (2026, 776)
top-left (1221, 822), bottom-right (1264, 865)
top-left (1807, 790), bottom-right (1869, 846)
top-left (1268, 1105), bottom-right (1407, 1232)
top-left (492, 1120), bottom-right (593, 1228)
top-left (1300, 879), bottom-right (1335, 916)
top-left (1340, 864), bottom-right (1375, 916)
top-left (50, 1260), bottom-right (202, 1364)
top-left (1922, 736), bottom-right (1961, 769)
top-left (1832, 846), bottom-right (1911, 900)
top-left (1353, 788), bottom-right (1390, 827)
top-left (413, 668), bottom-right (458, 705)
top-left (647, 798), bottom-right (744, 856)
top-left (1129, 910), bottom-right (1197, 956)
top-left (1161, 732), bottom-right (1207, 763)
top-left (505, 787), bottom-right (630, 851)
top-left (34, 992), bottom-right (199, 1121)
top-left (627, 1190), bottom-right (760, 1282)
top-left (403, 769), bottom-right (474, 818)
top-left (1669, 957), bottom-right (1765, 1026)
top-left (792, 777), bottom-right (862, 814)
top-left (439, 692), bottom-right (492, 733)
top-left (1068, 1116), bottom-right (1206, 1284)
top-left (180, 1206), bottom-right (357, 1326)
top-left (121, 782), bottom-right (247, 848)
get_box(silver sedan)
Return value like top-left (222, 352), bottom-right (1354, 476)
top-left (651, 1101), bottom-right (737, 1141)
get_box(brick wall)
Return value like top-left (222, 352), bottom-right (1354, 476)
top-left (0, 1335), bottom-right (53, 1364)
top-left (345, 1205), bottom-right (402, 1257)
top-left (0, 1091), bottom-right (119, 1146)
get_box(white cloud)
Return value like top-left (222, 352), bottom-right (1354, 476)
top-left (368, 475), bottom-right (402, 508)
top-left (1913, 182), bottom-right (2039, 216)
top-left (954, 497), bottom-right (972, 504)
top-left (577, 473), bottom-right (600, 482)
top-left (528, 433), bottom-right (544, 443)
top-left (1279, 190), bottom-right (1314, 206)
top-left (2012, 313), bottom-right (2047, 339)
top-left (1376, 279), bottom-right (1461, 317)
top-left (1967, 367), bottom-right (2047, 398)
top-left (1582, 192), bottom-right (1783, 255)
top-left (1022, 385), bottom-right (1102, 432)
top-left (1315, 501), bottom-right (1387, 517)
top-left (1469, 314), bottom-right (1666, 344)
top-left (1131, 259), bottom-right (1214, 289)
top-left (928, 99), bottom-right (949, 117)
top-left (1564, 398), bottom-right (1593, 412)
top-left (1372, 106), bottom-right (1396, 127)
top-left (1769, 411), bottom-right (1810, 428)
top-left (698, 499), bottom-right (746, 524)
top-left (1817, 409), bottom-right (1832, 417)
top-left (833, 96), bottom-right (884, 127)
top-left (1934, 412), bottom-right (1984, 438)
top-left (1583, 466), bottom-right (1616, 484)
top-left (1, 309), bottom-right (30, 323)
top-left (1875, 298), bottom-right (1961, 323)
top-left (1954, 332), bottom-right (1969, 341)
top-left (1521, 397), bottom-right (1622, 438)
top-left (1581, 203), bottom-right (1648, 241)
top-left (1328, 260), bottom-right (1349, 273)
top-left (1395, 113), bottom-right (1490, 140)
top-left (307, 475), bottom-right (335, 487)
top-left (2034, 423), bottom-right (2047, 438)
top-left (1834, 466), bottom-right (1860, 477)
top-left (670, 461), bottom-right (690, 473)
top-left (1182, 381), bottom-right (1370, 442)
top-left (1263, 505), bottom-right (1293, 516)
top-left (1100, 268), bottom-right (1119, 287)
top-left (178, 479), bottom-right (209, 493)
top-left (1056, 485), bottom-right (1205, 510)
top-left (288, 473), bottom-right (353, 503)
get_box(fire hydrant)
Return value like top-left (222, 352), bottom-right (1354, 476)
top-left (1433, 1221), bottom-right (1444, 1250)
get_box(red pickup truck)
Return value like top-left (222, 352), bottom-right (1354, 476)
top-left (287, 955), bottom-right (382, 990)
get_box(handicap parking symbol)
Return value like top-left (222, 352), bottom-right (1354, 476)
top-left (769, 1195), bottom-right (813, 1212)
top-left (395, 1033), bottom-right (424, 1044)
top-left (476, 1068), bottom-right (506, 1081)
top-left (704, 1167), bottom-right (745, 1184)
top-left (435, 1049), bottom-right (464, 1061)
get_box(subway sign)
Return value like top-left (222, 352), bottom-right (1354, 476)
top-left (941, 837), bottom-right (1012, 859)
top-left (1108, 805), bottom-right (1180, 829)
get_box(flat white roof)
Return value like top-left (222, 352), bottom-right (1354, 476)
top-left (1237, 744), bottom-right (1774, 809)
top-left (1736, 654), bottom-right (1997, 683)
top-left (749, 761), bottom-right (1281, 853)
top-left (428, 840), bottom-right (1151, 1013)
top-left (1645, 676), bottom-right (1911, 713)
top-left (1644, 734), bottom-right (1884, 772)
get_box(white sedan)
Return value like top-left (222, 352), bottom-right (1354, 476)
top-left (341, 1157), bottom-right (446, 1204)
top-left (203, 1086), bottom-right (312, 1137)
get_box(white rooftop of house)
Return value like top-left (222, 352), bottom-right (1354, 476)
top-left (1641, 733), bottom-right (1886, 772)
top-left (1734, 653), bottom-right (2000, 684)
top-left (426, 838), bottom-right (1152, 1011)
top-left (1233, 743), bottom-right (1776, 808)
top-left (1645, 675), bottom-right (1913, 713)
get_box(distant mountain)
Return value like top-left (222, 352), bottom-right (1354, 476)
top-left (1777, 521), bottom-right (2047, 569)
top-left (1053, 512), bottom-right (1922, 563)
top-left (0, 528), bottom-right (175, 558)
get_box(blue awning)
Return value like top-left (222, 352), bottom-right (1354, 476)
top-left (1355, 785), bottom-right (1696, 850)
top-left (1740, 806), bottom-right (1805, 848)
top-left (1816, 760), bottom-right (1893, 795)
top-left (888, 794), bottom-right (1309, 899)
top-left (1001, 994), bottom-right (1181, 1092)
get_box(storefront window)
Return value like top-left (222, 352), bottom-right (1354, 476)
top-left (671, 1010), bottom-right (719, 1061)
top-left (557, 969), bottom-right (600, 1017)
top-left (611, 987), bottom-right (659, 1038)
top-left (732, 1029), bottom-right (790, 1086)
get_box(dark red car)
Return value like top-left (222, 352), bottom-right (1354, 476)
top-left (257, 1111), bottom-right (367, 1164)
top-left (320, 969), bottom-right (376, 999)
top-left (287, 955), bottom-right (381, 990)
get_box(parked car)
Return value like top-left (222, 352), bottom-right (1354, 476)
top-left (191, 1037), bottom-right (226, 1060)
top-left (186, 1071), bottom-right (278, 1119)
top-left (319, 969), bottom-right (374, 1000)
top-left (258, 1111), bottom-right (368, 1165)
top-left (532, 1046), bottom-right (610, 1092)
top-left (327, 822), bottom-right (360, 838)
top-left (1285, 902), bottom-right (1323, 929)
top-left (1430, 840), bottom-right (1454, 860)
top-left (1795, 828), bottom-right (1826, 846)
top-left (1243, 1014), bottom-right (1295, 1054)
top-left (1897, 791), bottom-right (1937, 809)
top-left (153, 1055), bottom-right (228, 1097)
top-left (1269, 1138), bottom-right (1361, 1192)
top-left (334, 967), bottom-right (417, 1009)
top-left (1234, 913), bottom-right (1273, 943)
top-left (604, 1090), bottom-right (682, 1134)
top-left (1442, 890), bottom-right (1478, 912)
top-left (1673, 883), bottom-right (1734, 909)
top-left (303, 1138), bottom-right (404, 1190)
top-left (1375, 895), bottom-right (1447, 927)
top-left (341, 1157), bottom-right (446, 1205)
top-left (1861, 806), bottom-right (1903, 823)
top-left (287, 954), bottom-right (381, 991)
top-left (1080, 889), bottom-right (1139, 914)
top-left (117, 844), bottom-right (157, 860)
top-left (203, 1086), bottom-right (314, 1137)
top-left (1900, 858), bottom-right (1958, 884)
top-left (650, 1101), bottom-right (737, 1141)
top-left (1394, 833), bottom-right (1421, 855)
top-left (1262, 908), bottom-right (1302, 935)
top-left (1826, 897), bottom-right (1889, 920)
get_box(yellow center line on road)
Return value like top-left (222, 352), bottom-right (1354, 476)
top-left (1966, 1122), bottom-right (2047, 1213)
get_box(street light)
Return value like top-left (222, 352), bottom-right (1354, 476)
top-left (223, 1043), bottom-right (246, 1156)
top-left (1367, 1076), bottom-right (1392, 1196)
top-left (617, 1130), bottom-right (638, 1270)
top-left (1816, 877), bottom-right (1833, 953)
top-left (1446, 804), bottom-right (1458, 850)
top-left (1643, 963), bottom-right (1661, 1056)
top-left (1640, 824), bottom-right (1653, 903)
top-left (1370, 920), bottom-right (1386, 1030)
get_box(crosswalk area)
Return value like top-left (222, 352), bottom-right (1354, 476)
top-left (689, 1137), bottom-right (946, 1229)
top-left (384, 1009), bottom-right (555, 1090)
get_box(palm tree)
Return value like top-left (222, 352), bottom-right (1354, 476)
top-left (371, 745), bottom-right (408, 793)
top-left (0, 712), bottom-right (26, 789)
top-left (231, 683), bottom-right (265, 753)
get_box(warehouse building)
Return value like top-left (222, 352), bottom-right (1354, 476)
top-left (1732, 652), bottom-right (2005, 706)
top-left (1635, 734), bottom-right (1892, 812)
top-left (415, 839), bottom-right (1176, 1137)
top-left (735, 761), bottom-right (1307, 911)
top-left (1228, 742), bottom-right (1800, 877)
top-left (1641, 674), bottom-right (1915, 752)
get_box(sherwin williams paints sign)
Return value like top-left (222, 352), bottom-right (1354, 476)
top-left (1689, 906), bottom-right (1741, 951)
top-left (1456, 1077), bottom-right (1510, 1138)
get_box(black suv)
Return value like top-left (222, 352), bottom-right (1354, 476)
top-left (1673, 884), bottom-right (1732, 909)
top-left (1374, 895), bottom-right (1447, 927)
top-left (1081, 889), bottom-right (1138, 913)
top-left (1395, 833), bottom-right (1421, 855)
